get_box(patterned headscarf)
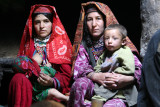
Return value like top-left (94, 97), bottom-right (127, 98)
top-left (72, 1), bottom-right (139, 71)
top-left (18, 4), bottom-right (72, 64)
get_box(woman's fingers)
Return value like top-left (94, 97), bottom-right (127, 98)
top-left (103, 73), bottom-right (120, 89)
top-left (102, 82), bottom-right (117, 90)
top-left (37, 76), bottom-right (47, 86)
top-left (39, 73), bottom-right (53, 86)
top-left (105, 76), bottom-right (119, 83)
top-left (39, 73), bottom-right (50, 81)
top-left (105, 72), bottom-right (120, 82)
top-left (104, 80), bottom-right (115, 84)
top-left (103, 80), bottom-right (117, 87)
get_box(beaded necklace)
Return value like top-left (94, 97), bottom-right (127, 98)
top-left (33, 35), bottom-right (50, 65)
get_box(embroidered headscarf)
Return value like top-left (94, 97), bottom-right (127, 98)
top-left (72, 1), bottom-right (139, 71)
top-left (18, 4), bottom-right (72, 64)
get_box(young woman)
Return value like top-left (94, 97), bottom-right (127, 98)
top-left (8, 4), bottom-right (72, 107)
top-left (68, 1), bottom-right (142, 107)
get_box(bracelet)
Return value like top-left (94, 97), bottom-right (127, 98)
top-left (88, 72), bottom-right (95, 79)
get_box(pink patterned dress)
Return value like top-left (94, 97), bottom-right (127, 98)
top-left (68, 45), bottom-right (142, 107)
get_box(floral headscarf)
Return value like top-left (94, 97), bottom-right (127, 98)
top-left (18, 4), bottom-right (72, 64)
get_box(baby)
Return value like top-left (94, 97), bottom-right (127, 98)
top-left (92, 24), bottom-right (138, 107)
top-left (32, 53), bottom-right (69, 102)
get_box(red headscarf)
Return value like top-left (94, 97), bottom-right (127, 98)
top-left (18, 4), bottom-right (72, 64)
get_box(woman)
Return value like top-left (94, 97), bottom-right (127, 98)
top-left (68, 1), bottom-right (142, 107)
top-left (8, 4), bottom-right (72, 107)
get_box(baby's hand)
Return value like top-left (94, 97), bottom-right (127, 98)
top-left (45, 59), bottom-right (52, 67)
top-left (45, 62), bottom-right (52, 67)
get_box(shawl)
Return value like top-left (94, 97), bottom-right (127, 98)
top-left (18, 4), bottom-right (72, 64)
top-left (72, 1), bottom-right (139, 73)
top-left (137, 29), bottom-right (160, 107)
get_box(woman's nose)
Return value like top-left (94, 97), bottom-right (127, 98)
top-left (92, 19), bottom-right (97, 27)
top-left (40, 22), bottom-right (44, 28)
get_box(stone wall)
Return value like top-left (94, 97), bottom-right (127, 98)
top-left (140, 0), bottom-right (160, 58)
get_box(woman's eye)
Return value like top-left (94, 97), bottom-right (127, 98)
top-left (87, 18), bottom-right (92, 21)
top-left (97, 17), bottom-right (102, 20)
top-left (44, 19), bottom-right (50, 23)
top-left (34, 21), bottom-right (40, 24)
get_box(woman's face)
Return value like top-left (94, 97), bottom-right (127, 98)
top-left (87, 11), bottom-right (104, 40)
top-left (34, 14), bottom-right (52, 39)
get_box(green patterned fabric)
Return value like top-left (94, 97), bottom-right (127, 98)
top-left (32, 66), bottom-right (56, 101)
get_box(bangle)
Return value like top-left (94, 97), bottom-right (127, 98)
top-left (88, 72), bottom-right (95, 79)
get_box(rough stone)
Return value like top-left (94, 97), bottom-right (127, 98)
top-left (140, 0), bottom-right (160, 58)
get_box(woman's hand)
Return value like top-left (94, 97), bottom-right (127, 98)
top-left (37, 73), bottom-right (53, 86)
top-left (88, 72), bottom-right (116, 86)
top-left (88, 72), bottom-right (135, 90)
top-left (104, 72), bottom-right (135, 89)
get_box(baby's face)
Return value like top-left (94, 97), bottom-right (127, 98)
top-left (104, 29), bottom-right (123, 52)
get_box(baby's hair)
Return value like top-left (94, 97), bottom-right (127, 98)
top-left (104, 24), bottom-right (127, 39)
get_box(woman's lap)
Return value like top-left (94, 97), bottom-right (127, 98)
top-left (9, 74), bottom-right (127, 107)
top-left (68, 77), bottom-right (127, 107)
top-left (8, 73), bottom-right (33, 107)
top-left (68, 77), bottom-right (94, 107)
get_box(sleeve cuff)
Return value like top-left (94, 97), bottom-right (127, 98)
top-left (52, 77), bottom-right (60, 89)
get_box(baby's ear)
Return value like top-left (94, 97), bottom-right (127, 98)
top-left (122, 38), bottom-right (126, 46)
